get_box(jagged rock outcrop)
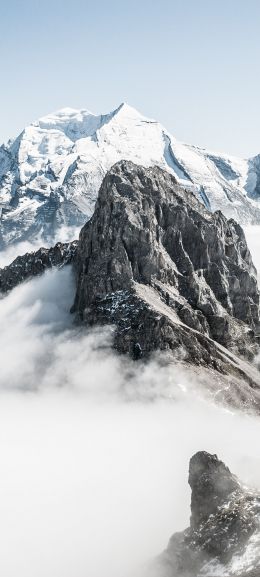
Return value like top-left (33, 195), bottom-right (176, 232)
top-left (2, 161), bottom-right (260, 407)
top-left (153, 451), bottom-right (260, 577)
top-left (0, 240), bottom-right (77, 293)
top-left (73, 160), bottom-right (260, 366)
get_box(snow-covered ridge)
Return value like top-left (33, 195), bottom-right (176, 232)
top-left (1, 101), bottom-right (260, 248)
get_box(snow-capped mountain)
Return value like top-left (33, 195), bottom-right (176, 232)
top-left (1, 102), bottom-right (260, 248)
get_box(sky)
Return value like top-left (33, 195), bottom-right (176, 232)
top-left (1, 0), bottom-right (260, 156)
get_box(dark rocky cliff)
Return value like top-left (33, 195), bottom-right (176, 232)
top-left (154, 451), bottom-right (260, 577)
top-left (73, 161), bottom-right (260, 362)
top-left (1, 161), bottom-right (260, 408)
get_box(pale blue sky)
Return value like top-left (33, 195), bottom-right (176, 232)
top-left (1, 0), bottom-right (260, 156)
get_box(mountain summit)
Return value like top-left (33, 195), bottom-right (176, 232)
top-left (1, 103), bottom-right (260, 248)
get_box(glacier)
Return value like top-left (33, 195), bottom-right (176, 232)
top-left (1, 102), bottom-right (260, 248)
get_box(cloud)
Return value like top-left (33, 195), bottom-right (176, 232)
top-left (0, 227), bottom-right (259, 576)
top-left (0, 239), bottom-right (44, 268)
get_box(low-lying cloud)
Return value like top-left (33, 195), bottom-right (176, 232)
top-left (0, 224), bottom-right (81, 268)
top-left (0, 229), bottom-right (260, 576)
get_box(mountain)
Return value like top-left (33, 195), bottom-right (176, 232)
top-left (2, 161), bottom-right (260, 410)
top-left (153, 451), bottom-right (260, 577)
top-left (73, 161), bottom-right (260, 408)
top-left (73, 161), bottom-right (259, 356)
top-left (2, 103), bottom-right (260, 248)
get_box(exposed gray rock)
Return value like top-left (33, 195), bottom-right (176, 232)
top-left (153, 452), bottom-right (260, 577)
top-left (2, 160), bottom-right (260, 409)
top-left (73, 160), bottom-right (260, 364)
top-left (0, 240), bottom-right (77, 293)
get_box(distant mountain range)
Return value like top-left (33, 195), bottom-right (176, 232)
top-left (1, 102), bottom-right (260, 248)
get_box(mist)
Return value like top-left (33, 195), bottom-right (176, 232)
top-left (0, 228), bottom-right (260, 576)
top-left (244, 225), bottom-right (260, 279)
top-left (0, 225), bottom-right (81, 268)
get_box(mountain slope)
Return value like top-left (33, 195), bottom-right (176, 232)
top-left (73, 160), bottom-right (260, 356)
top-left (1, 103), bottom-right (260, 248)
top-left (3, 161), bottom-right (260, 410)
top-left (153, 451), bottom-right (260, 577)
top-left (72, 160), bottom-right (260, 409)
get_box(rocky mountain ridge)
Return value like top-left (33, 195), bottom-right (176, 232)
top-left (153, 451), bottom-right (260, 577)
top-left (0, 240), bottom-right (77, 293)
top-left (73, 161), bottom-right (259, 360)
top-left (2, 103), bottom-right (260, 248)
top-left (1, 161), bottom-right (260, 411)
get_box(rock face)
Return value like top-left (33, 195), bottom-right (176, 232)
top-left (2, 161), bottom-right (260, 409)
top-left (73, 160), bottom-right (260, 364)
top-left (154, 451), bottom-right (260, 577)
top-left (0, 241), bottom-right (77, 293)
top-left (189, 452), bottom-right (241, 531)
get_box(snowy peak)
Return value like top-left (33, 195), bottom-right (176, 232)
top-left (32, 102), bottom-right (146, 140)
top-left (36, 107), bottom-right (103, 140)
top-left (39, 106), bottom-right (90, 121)
top-left (1, 102), bottom-right (260, 248)
top-left (111, 101), bottom-right (150, 120)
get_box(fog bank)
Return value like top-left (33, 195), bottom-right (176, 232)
top-left (0, 226), bottom-right (259, 576)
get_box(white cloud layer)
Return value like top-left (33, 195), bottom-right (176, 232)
top-left (0, 227), bottom-right (259, 576)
